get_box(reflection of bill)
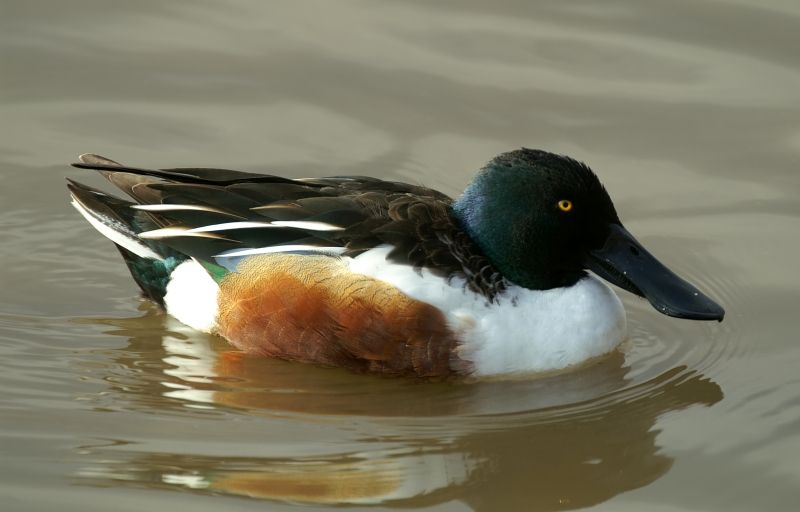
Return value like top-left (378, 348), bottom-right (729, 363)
top-left (78, 311), bottom-right (723, 510)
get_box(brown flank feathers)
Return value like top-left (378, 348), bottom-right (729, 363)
top-left (216, 254), bottom-right (470, 377)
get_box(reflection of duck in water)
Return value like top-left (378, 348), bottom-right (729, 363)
top-left (68, 149), bottom-right (723, 377)
top-left (76, 314), bottom-right (722, 510)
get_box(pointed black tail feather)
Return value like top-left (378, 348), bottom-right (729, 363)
top-left (67, 179), bottom-right (189, 302)
top-left (72, 153), bottom-right (308, 186)
top-left (67, 179), bottom-right (164, 253)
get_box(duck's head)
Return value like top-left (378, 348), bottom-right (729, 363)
top-left (452, 148), bottom-right (724, 321)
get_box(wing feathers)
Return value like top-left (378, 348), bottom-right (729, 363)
top-left (70, 153), bottom-right (504, 298)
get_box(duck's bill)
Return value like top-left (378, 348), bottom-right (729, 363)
top-left (584, 224), bottom-right (725, 321)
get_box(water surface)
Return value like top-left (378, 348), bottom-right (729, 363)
top-left (2, 1), bottom-right (799, 511)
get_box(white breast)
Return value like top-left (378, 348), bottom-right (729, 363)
top-left (349, 246), bottom-right (626, 377)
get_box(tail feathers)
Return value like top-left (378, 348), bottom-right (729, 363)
top-left (68, 178), bottom-right (190, 303)
top-left (72, 152), bottom-right (301, 186)
top-left (78, 153), bottom-right (123, 167)
top-left (68, 179), bottom-right (164, 260)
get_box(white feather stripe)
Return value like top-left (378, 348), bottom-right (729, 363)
top-left (270, 220), bottom-right (344, 231)
top-left (132, 204), bottom-right (237, 216)
top-left (170, 220), bottom-right (345, 233)
top-left (70, 198), bottom-right (162, 260)
top-left (138, 227), bottom-right (231, 240)
top-left (185, 220), bottom-right (344, 233)
top-left (187, 221), bottom-right (276, 232)
top-left (215, 245), bottom-right (348, 258)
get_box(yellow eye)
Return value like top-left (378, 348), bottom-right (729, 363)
top-left (558, 199), bottom-right (573, 212)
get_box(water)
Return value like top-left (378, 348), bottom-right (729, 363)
top-left (2, 1), bottom-right (799, 510)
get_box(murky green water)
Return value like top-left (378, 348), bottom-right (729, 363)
top-left (2, 1), bottom-right (799, 510)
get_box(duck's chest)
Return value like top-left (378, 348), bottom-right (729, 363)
top-left (448, 278), bottom-right (627, 376)
top-left (349, 248), bottom-right (627, 376)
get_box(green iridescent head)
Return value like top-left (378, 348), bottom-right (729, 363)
top-left (452, 148), bottom-right (619, 290)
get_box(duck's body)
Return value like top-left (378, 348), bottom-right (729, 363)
top-left (157, 249), bottom-right (624, 376)
top-left (68, 149), bottom-right (722, 377)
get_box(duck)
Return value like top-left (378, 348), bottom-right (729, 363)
top-left (67, 148), bottom-right (724, 377)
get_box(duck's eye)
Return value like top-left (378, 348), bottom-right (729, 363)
top-left (557, 199), bottom-right (573, 212)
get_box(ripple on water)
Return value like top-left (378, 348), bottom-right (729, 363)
top-left (61, 302), bottom-right (727, 507)
top-left (71, 340), bottom-right (724, 508)
top-left (65, 300), bottom-right (732, 422)
top-left (622, 252), bottom-right (748, 386)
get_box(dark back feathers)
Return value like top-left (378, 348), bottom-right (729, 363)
top-left (72, 156), bottom-right (507, 300)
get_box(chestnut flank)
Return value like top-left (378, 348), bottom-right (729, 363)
top-left (216, 254), bottom-right (468, 376)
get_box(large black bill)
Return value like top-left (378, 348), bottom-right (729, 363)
top-left (585, 224), bottom-right (725, 321)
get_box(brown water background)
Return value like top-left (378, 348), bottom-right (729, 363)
top-left (2, 1), bottom-right (799, 511)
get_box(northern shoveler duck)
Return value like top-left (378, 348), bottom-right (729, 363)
top-left (68, 149), bottom-right (724, 377)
